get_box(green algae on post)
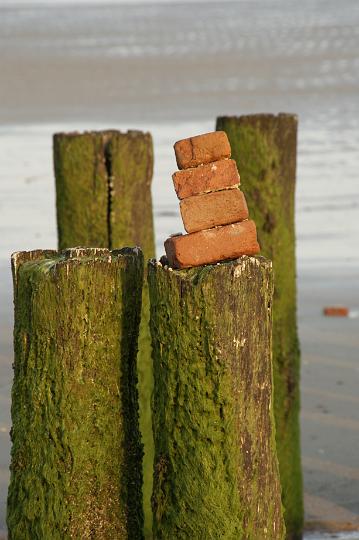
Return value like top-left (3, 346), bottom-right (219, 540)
top-left (106, 131), bottom-right (155, 539)
top-left (148, 256), bottom-right (285, 540)
top-left (53, 130), bottom-right (155, 538)
top-left (53, 132), bottom-right (109, 249)
top-left (8, 247), bottom-right (144, 539)
top-left (53, 130), bottom-right (154, 255)
top-left (217, 114), bottom-right (303, 540)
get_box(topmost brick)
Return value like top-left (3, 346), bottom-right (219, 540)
top-left (174, 131), bottom-right (231, 169)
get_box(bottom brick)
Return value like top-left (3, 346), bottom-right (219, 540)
top-left (164, 220), bottom-right (260, 269)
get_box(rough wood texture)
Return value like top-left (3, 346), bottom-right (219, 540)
top-left (216, 114), bottom-right (302, 539)
top-left (8, 247), bottom-right (144, 539)
top-left (53, 129), bottom-right (154, 255)
top-left (148, 256), bottom-right (285, 540)
top-left (53, 130), bottom-right (155, 537)
top-left (53, 132), bottom-right (109, 249)
top-left (107, 131), bottom-right (154, 255)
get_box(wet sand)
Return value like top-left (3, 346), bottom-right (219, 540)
top-left (299, 268), bottom-right (359, 531)
top-left (1, 1), bottom-right (359, 127)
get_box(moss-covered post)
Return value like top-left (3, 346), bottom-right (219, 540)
top-left (7, 247), bottom-right (144, 539)
top-left (216, 114), bottom-right (302, 539)
top-left (148, 256), bottom-right (285, 540)
top-left (53, 130), bottom-right (154, 255)
top-left (53, 130), bottom-right (155, 537)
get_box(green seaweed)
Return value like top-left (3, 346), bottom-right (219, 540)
top-left (108, 131), bottom-right (155, 256)
top-left (54, 133), bottom-right (109, 249)
top-left (53, 131), bottom-right (155, 538)
top-left (149, 257), bottom-right (285, 540)
top-left (7, 248), bottom-right (144, 539)
top-left (217, 114), bottom-right (303, 539)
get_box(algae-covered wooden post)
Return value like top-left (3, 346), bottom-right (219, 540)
top-left (148, 256), bottom-right (285, 540)
top-left (53, 130), bottom-right (154, 253)
top-left (53, 130), bottom-right (155, 537)
top-left (216, 114), bottom-right (302, 539)
top-left (7, 247), bottom-right (144, 539)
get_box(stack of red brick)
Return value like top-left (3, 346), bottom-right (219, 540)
top-left (164, 131), bottom-right (260, 269)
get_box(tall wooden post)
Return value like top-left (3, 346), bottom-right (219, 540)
top-left (53, 130), bottom-right (154, 254)
top-left (53, 130), bottom-right (155, 537)
top-left (216, 114), bottom-right (302, 539)
top-left (7, 248), bottom-right (144, 539)
top-left (148, 257), bottom-right (285, 540)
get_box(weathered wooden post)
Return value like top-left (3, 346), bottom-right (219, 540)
top-left (53, 130), bottom-right (154, 253)
top-left (149, 257), bottom-right (285, 540)
top-left (53, 130), bottom-right (155, 536)
top-left (216, 114), bottom-right (302, 539)
top-left (7, 247), bottom-right (144, 539)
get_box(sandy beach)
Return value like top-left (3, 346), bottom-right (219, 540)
top-left (0, 1), bottom-right (358, 537)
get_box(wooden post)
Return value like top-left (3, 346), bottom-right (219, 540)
top-left (216, 114), bottom-right (302, 539)
top-left (53, 130), bottom-right (155, 537)
top-left (7, 247), bottom-right (144, 539)
top-left (148, 257), bottom-right (285, 540)
top-left (53, 130), bottom-right (155, 255)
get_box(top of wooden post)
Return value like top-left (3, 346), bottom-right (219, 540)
top-left (152, 253), bottom-right (272, 281)
top-left (11, 246), bottom-right (143, 286)
top-left (217, 112), bottom-right (298, 123)
top-left (53, 129), bottom-right (152, 141)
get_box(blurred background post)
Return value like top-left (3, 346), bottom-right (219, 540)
top-left (53, 130), bottom-right (155, 536)
top-left (216, 113), bottom-right (302, 539)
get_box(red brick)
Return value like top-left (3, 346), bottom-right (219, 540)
top-left (164, 220), bottom-right (260, 269)
top-left (323, 306), bottom-right (349, 317)
top-left (174, 131), bottom-right (231, 170)
top-left (172, 159), bottom-right (240, 199)
top-left (180, 188), bottom-right (248, 233)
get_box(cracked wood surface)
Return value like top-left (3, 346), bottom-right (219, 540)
top-left (8, 248), bottom-right (144, 539)
top-left (217, 114), bottom-right (302, 540)
top-left (53, 131), bottom-right (155, 537)
top-left (148, 256), bottom-right (285, 540)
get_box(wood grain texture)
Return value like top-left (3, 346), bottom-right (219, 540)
top-left (148, 256), bottom-right (284, 540)
top-left (217, 113), bottom-right (302, 540)
top-left (53, 130), bottom-right (155, 537)
top-left (8, 247), bottom-right (144, 539)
